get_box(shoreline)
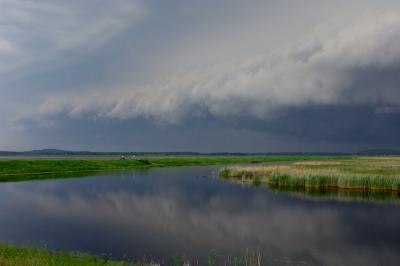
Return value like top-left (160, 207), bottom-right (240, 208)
top-left (0, 155), bottom-right (340, 182)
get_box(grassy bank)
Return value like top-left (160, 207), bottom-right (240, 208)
top-left (220, 157), bottom-right (400, 192)
top-left (0, 155), bottom-right (339, 182)
top-left (0, 243), bottom-right (268, 266)
top-left (0, 243), bottom-right (144, 266)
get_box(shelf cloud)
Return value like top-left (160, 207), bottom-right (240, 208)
top-left (32, 11), bottom-right (400, 122)
top-left (2, 1), bottom-right (400, 151)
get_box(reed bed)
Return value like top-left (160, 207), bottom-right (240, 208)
top-left (220, 157), bottom-right (400, 192)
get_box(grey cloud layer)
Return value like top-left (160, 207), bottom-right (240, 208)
top-left (32, 11), bottom-right (400, 124)
top-left (2, 1), bottom-right (400, 151)
top-left (0, 0), bottom-right (145, 75)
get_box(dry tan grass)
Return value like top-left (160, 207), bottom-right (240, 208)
top-left (222, 157), bottom-right (400, 191)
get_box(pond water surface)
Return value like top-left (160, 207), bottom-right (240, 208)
top-left (0, 165), bottom-right (399, 265)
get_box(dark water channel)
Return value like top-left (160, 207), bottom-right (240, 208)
top-left (0, 165), bottom-right (399, 265)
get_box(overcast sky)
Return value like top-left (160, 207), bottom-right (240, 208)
top-left (1, 0), bottom-right (400, 152)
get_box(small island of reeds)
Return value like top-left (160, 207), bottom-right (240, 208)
top-left (220, 157), bottom-right (400, 193)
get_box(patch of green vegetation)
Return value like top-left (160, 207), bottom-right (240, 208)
top-left (0, 242), bottom-right (267, 266)
top-left (0, 155), bottom-right (340, 182)
top-left (0, 243), bottom-right (144, 266)
top-left (219, 168), bottom-right (232, 179)
top-left (221, 157), bottom-right (400, 195)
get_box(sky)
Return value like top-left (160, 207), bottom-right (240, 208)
top-left (1, 0), bottom-right (400, 152)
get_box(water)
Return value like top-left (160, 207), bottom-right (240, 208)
top-left (0, 165), bottom-right (399, 265)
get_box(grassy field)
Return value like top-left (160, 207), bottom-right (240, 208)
top-left (220, 157), bottom-right (400, 192)
top-left (0, 243), bottom-right (144, 266)
top-left (0, 155), bottom-right (339, 182)
top-left (0, 243), bottom-right (269, 266)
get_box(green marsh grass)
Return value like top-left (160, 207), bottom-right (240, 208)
top-left (0, 243), bottom-right (145, 266)
top-left (221, 157), bottom-right (400, 194)
top-left (0, 243), bottom-right (267, 266)
top-left (0, 155), bottom-right (340, 182)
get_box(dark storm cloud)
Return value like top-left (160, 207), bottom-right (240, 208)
top-left (29, 11), bottom-right (400, 121)
top-left (227, 105), bottom-right (400, 145)
top-left (13, 114), bottom-right (289, 152)
top-left (223, 62), bottom-right (400, 146)
top-left (2, 1), bottom-right (400, 151)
